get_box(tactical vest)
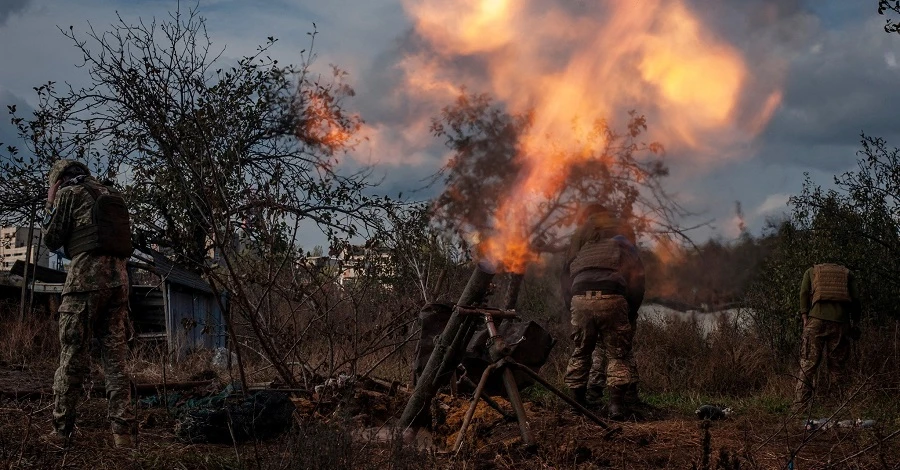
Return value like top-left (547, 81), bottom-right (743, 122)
top-left (811, 263), bottom-right (851, 304)
top-left (570, 238), bottom-right (621, 276)
top-left (66, 182), bottom-right (134, 259)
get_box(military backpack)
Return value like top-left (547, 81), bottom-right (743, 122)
top-left (66, 182), bottom-right (133, 259)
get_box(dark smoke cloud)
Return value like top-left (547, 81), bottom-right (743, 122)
top-left (0, 0), bottom-right (29, 27)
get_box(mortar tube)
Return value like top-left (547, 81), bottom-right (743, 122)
top-left (433, 315), bottom-right (475, 388)
top-left (503, 273), bottom-right (524, 311)
top-left (399, 261), bottom-right (496, 434)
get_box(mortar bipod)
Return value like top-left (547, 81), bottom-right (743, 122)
top-left (452, 306), bottom-right (618, 454)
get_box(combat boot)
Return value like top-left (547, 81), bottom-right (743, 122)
top-left (607, 385), bottom-right (628, 421)
top-left (569, 387), bottom-right (588, 407)
top-left (585, 386), bottom-right (604, 406)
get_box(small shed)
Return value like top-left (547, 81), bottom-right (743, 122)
top-left (130, 249), bottom-right (227, 358)
top-left (4, 251), bottom-right (227, 359)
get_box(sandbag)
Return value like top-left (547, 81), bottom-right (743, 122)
top-left (462, 320), bottom-right (556, 396)
top-left (412, 303), bottom-right (556, 395)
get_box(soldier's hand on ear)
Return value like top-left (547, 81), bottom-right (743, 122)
top-left (47, 180), bottom-right (61, 203)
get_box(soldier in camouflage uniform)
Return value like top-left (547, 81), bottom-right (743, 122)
top-left (793, 263), bottom-right (861, 413)
top-left (561, 204), bottom-right (644, 420)
top-left (42, 160), bottom-right (135, 448)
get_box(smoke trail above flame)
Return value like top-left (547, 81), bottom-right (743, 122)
top-left (400, 0), bottom-right (784, 272)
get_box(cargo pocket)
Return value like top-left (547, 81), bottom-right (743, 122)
top-left (58, 295), bottom-right (88, 347)
top-left (799, 329), bottom-right (810, 362)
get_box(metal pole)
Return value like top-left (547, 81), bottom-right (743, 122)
top-left (434, 316), bottom-right (475, 387)
top-left (503, 273), bottom-right (524, 310)
top-left (483, 308), bottom-right (534, 447)
top-left (500, 366), bottom-right (533, 446)
top-left (456, 375), bottom-right (514, 420)
top-left (18, 202), bottom-right (37, 322)
top-left (398, 262), bottom-right (495, 433)
top-left (28, 230), bottom-right (43, 312)
top-left (452, 363), bottom-right (496, 453)
top-left (512, 362), bottom-right (613, 431)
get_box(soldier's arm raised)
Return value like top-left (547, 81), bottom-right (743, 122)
top-left (42, 188), bottom-right (75, 252)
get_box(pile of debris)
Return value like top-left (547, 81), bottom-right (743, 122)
top-left (140, 375), bottom-right (411, 444)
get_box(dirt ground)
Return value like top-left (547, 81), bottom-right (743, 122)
top-left (0, 363), bottom-right (897, 469)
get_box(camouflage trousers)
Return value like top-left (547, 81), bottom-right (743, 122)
top-left (794, 317), bottom-right (851, 408)
top-left (564, 293), bottom-right (638, 390)
top-left (53, 286), bottom-right (135, 435)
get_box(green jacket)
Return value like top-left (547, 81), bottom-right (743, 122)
top-left (799, 267), bottom-right (860, 324)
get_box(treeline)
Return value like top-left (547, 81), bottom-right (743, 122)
top-left (641, 234), bottom-right (776, 311)
top-left (634, 133), bottom-right (900, 357)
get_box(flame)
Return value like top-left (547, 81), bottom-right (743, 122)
top-left (300, 94), bottom-right (358, 152)
top-left (401, 0), bottom-right (783, 272)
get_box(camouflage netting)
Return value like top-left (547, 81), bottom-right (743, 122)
top-left (143, 384), bottom-right (296, 444)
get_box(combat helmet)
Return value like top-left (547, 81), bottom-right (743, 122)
top-left (48, 159), bottom-right (91, 187)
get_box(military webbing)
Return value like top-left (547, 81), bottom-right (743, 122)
top-left (65, 182), bottom-right (133, 259)
top-left (570, 238), bottom-right (621, 276)
top-left (812, 263), bottom-right (851, 304)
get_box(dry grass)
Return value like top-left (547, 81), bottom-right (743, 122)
top-left (0, 316), bottom-right (59, 369)
top-left (2, 304), bottom-right (900, 468)
top-left (635, 316), bottom-right (780, 397)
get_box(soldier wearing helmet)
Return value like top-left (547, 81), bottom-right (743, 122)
top-left (42, 159), bottom-right (135, 448)
top-left (561, 204), bottom-right (645, 420)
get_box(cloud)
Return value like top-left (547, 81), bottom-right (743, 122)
top-left (1, 0), bottom-right (893, 247)
top-left (330, 0), bottom-right (893, 243)
top-left (759, 17), bottom-right (900, 169)
top-left (0, 0), bottom-right (29, 27)
top-left (755, 193), bottom-right (791, 215)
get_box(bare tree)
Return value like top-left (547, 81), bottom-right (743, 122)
top-left (879, 0), bottom-right (900, 34)
top-left (384, 203), bottom-right (470, 304)
top-left (1, 4), bottom-right (396, 388)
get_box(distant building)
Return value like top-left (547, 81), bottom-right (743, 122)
top-left (0, 247), bottom-right (226, 359)
top-left (0, 226), bottom-right (49, 271)
top-left (298, 244), bottom-right (395, 288)
top-left (334, 244), bottom-right (394, 286)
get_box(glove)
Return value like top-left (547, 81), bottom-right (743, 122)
top-left (848, 326), bottom-right (861, 341)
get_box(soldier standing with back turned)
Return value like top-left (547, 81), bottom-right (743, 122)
top-left (41, 159), bottom-right (136, 448)
top-left (793, 262), bottom-right (861, 413)
top-left (561, 204), bottom-right (645, 420)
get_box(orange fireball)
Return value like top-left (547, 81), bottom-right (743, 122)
top-left (401, 0), bottom-right (783, 272)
